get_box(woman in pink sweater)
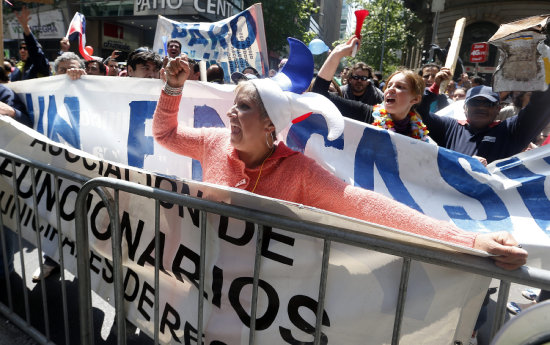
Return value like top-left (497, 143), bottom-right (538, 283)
top-left (153, 55), bottom-right (527, 270)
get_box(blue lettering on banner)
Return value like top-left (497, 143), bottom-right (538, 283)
top-left (188, 24), bottom-right (208, 47)
top-left (171, 23), bottom-right (189, 40)
top-left (193, 105), bottom-right (226, 181)
top-left (229, 10), bottom-right (256, 49)
top-left (286, 113), bottom-right (344, 152)
top-left (24, 94), bottom-right (35, 127)
top-left (496, 156), bottom-right (550, 235)
top-left (128, 101), bottom-right (156, 168)
top-left (36, 95), bottom-right (46, 134)
top-left (228, 59), bottom-right (251, 74)
top-left (354, 128), bottom-right (422, 212)
top-left (206, 23), bottom-right (229, 50)
top-left (437, 148), bottom-right (511, 231)
top-left (34, 95), bottom-right (81, 148)
top-left (220, 61), bottom-right (231, 82)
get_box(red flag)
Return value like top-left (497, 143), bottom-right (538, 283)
top-left (66, 12), bottom-right (93, 61)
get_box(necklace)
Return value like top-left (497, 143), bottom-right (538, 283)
top-left (251, 146), bottom-right (275, 193)
top-left (371, 105), bottom-right (430, 142)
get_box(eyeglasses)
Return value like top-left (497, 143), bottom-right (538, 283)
top-left (350, 75), bottom-right (369, 81)
top-left (467, 98), bottom-right (499, 107)
top-left (20, 46), bottom-right (27, 50)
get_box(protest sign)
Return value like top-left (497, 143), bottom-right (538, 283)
top-left (5, 9), bottom-right (65, 39)
top-left (489, 15), bottom-right (550, 92)
top-left (3, 76), bottom-right (550, 344)
top-left (153, 4), bottom-right (269, 83)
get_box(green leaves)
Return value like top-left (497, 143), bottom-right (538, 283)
top-left (345, 0), bottom-right (419, 75)
top-left (244, 0), bottom-right (319, 53)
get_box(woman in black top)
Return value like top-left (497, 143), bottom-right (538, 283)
top-left (312, 36), bottom-right (445, 143)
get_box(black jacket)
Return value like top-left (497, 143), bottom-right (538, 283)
top-left (419, 87), bottom-right (550, 163)
top-left (340, 82), bottom-right (384, 106)
top-left (10, 31), bottom-right (51, 82)
top-left (0, 84), bottom-right (31, 127)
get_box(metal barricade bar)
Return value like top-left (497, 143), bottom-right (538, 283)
top-left (74, 176), bottom-right (550, 345)
top-left (0, 148), bottom-right (94, 345)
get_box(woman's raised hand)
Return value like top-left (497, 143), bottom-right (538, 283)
top-left (434, 67), bottom-right (452, 86)
top-left (333, 36), bottom-right (360, 58)
top-left (162, 55), bottom-right (191, 88)
top-left (318, 36), bottom-right (360, 81)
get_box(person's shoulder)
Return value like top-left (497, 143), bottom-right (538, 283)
top-left (0, 84), bottom-right (15, 98)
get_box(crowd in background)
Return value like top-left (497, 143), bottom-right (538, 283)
top-left (1, 8), bottom-right (549, 345)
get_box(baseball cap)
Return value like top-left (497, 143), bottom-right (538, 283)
top-left (465, 86), bottom-right (499, 105)
top-left (230, 71), bottom-right (258, 84)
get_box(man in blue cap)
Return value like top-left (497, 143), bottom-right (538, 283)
top-left (420, 82), bottom-right (550, 164)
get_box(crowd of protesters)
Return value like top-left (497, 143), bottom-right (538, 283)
top-left (1, 7), bottom-right (549, 345)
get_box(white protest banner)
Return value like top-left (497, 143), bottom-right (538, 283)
top-left (152, 4), bottom-right (269, 82)
top-left (6, 9), bottom-right (65, 40)
top-left (4, 76), bottom-right (550, 344)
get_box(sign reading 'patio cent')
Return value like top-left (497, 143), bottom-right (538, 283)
top-left (134, 0), bottom-right (239, 19)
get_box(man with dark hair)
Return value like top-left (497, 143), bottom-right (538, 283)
top-left (167, 39), bottom-right (182, 58)
top-left (340, 61), bottom-right (383, 105)
top-left (187, 59), bottom-right (201, 81)
top-left (104, 57), bottom-right (120, 76)
top-left (85, 59), bottom-right (107, 76)
top-left (242, 66), bottom-right (261, 78)
top-left (207, 64), bottom-right (225, 83)
top-left (471, 76), bottom-right (485, 87)
top-left (127, 48), bottom-right (162, 79)
top-left (374, 71), bottom-right (385, 90)
top-left (419, 63), bottom-right (451, 112)
top-left (10, 6), bottom-right (51, 81)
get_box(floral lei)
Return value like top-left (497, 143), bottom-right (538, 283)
top-left (371, 105), bottom-right (430, 142)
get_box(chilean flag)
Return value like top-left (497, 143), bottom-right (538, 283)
top-left (66, 12), bottom-right (93, 61)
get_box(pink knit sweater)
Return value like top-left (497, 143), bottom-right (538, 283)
top-left (152, 91), bottom-right (477, 247)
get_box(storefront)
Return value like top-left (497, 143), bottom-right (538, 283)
top-left (2, 0), bottom-right (243, 63)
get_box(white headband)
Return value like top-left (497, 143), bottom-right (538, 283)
top-left (250, 78), bottom-right (344, 141)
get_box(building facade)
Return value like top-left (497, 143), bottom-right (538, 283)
top-left (309, 0), bottom-right (342, 46)
top-left (3, 0), bottom-right (243, 63)
top-left (404, 0), bottom-right (550, 80)
top-left (3, 0), bottom-right (342, 71)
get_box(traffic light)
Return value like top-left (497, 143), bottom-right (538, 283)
top-left (421, 50), bottom-right (430, 64)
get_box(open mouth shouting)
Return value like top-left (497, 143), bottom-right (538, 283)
top-left (385, 96), bottom-right (396, 105)
top-left (231, 123), bottom-right (241, 135)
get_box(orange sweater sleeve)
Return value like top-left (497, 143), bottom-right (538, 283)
top-left (152, 91), bottom-right (204, 160)
top-left (300, 158), bottom-right (477, 247)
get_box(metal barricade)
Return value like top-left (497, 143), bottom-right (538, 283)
top-left (74, 177), bottom-right (550, 345)
top-left (0, 148), bottom-right (109, 345)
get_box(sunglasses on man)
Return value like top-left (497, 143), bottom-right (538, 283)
top-left (350, 75), bottom-right (369, 81)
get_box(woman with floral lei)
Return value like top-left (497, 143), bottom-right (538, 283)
top-left (312, 36), bottom-right (439, 143)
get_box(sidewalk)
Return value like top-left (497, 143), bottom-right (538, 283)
top-left (0, 313), bottom-right (37, 345)
top-left (0, 238), bottom-right (154, 345)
